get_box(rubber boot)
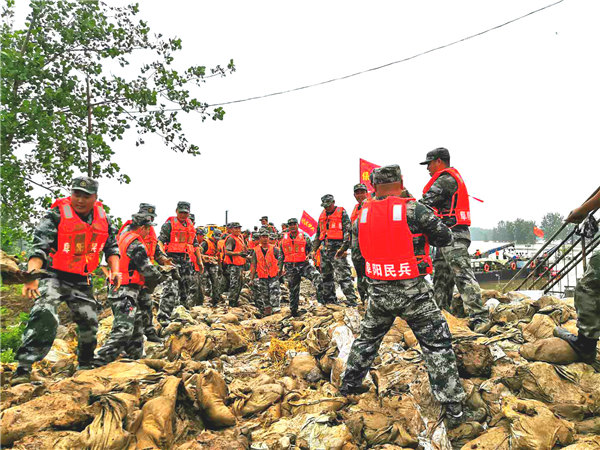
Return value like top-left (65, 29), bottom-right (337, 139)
top-left (10, 366), bottom-right (31, 386)
top-left (444, 402), bottom-right (465, 429)
top-left (554, 327), bottom-right (598, 364)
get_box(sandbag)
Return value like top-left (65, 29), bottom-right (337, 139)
top-left (193, 369), bottom-right (236, 428)
top-left (12, 431), bottom-right (82, 450)
top-left (370, 362), bottom-right (422, 396)
top-left (211, 323), bottom-right (248, 356)
top-left (562, 435), bottom-right (600, 450)
top-left (520, 314), bottom-right (557, 342)
top-left (285, 353), bottom-right (322, 381)
top-left (443, 311), bottom-right (478, 338)
top-left (519, 337), bottom-right (579, 364)
top-left (168, 325), bottom-right (216, 361)
top-left (501, 396), bottom-right (574, 449)
top-left (1, 382), bottom-right (47, 409)
top-left (491, 302), bottom-right (536, 325)
top-left (297, 415), bottom-right (354, 450)
top-left (231, 382), bottom-right (284, 417)
top-left (0, 392), bottom-right (93, 446)
top-left (281, 391), bottom-right (347, 416)
top-left (460, 426), bottom-right (510, 450)
top-left (132, 376), bottom-right (181, 449)
top-left (454, 340), bottom-right (493, 377)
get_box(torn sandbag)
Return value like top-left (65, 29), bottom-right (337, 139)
top-left (501, 396), bottom-right (574, 449)
top-left (519, 337), bottom-right (579, 364)
top-left (454, 340), bottom-right (493, 377)
top-left (1, 392), bottom-right (93, 446)
top-left (132, 375), bottom-right (181, 449)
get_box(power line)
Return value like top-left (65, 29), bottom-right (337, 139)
top-left (203, 0), bottom-right (564, 108)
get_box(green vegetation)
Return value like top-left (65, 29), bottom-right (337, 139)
top-left (473, 212), bottom-right (575, 244)
top-left (0, 305), bottom-right (29, 363)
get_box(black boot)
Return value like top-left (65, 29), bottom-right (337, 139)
top-left (77, 341), bottom-right (97, 370)
top-left (145, 330), bottom-right (163, 343)
top-left (554, 327), bottom-right (598, 363)
top-left (10, 366), bottom-right (31, 386)
top-left (339, 383), bottom-right (370, 396)
top-left (444, 402), bottom-right (465, 429)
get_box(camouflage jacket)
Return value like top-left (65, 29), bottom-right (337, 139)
top-left (277, 231), bottom-right (315, 264)
top-left (29, 206), bottom-right (119, 266)
top-left (352, 196), bottom-right (454, 278)
top-left (120, 223), bottom-right (168, 263)
top-left (420, 172), bottom-right (470, 241)
top-left (313, 207), bottom-right (352, 251)
top-left (124, 238), bottom-right (162, 293)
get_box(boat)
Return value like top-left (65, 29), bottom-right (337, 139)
top-left (471, 257), bottom-right (530, 283)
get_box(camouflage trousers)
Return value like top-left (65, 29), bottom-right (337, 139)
top-left (95, 285), bottom-right (145, 364)
top-left (16, 276), bottom-right (99, 369)
top-left (284, 261), bottom-right (323, 313)
top-left (205, 264), bottom-right (223, 304)
top-left (321, 243), bottom-right (358, 304)
top-left (352, 252), bottom-right (369, 304)
top-left (575, 251), bottom-right (600, 339)
top-left (189, 269), bottom-right (204, 307)
top-left (137, 287), bottom-right (156, 337)
top-left (342, 277), bottom-right (466, 404)
top-left (221, 264), bottom-right (231, 294)
top-left (255, 277), bottom-right (281, 311)
top-left (157, 258), bottom-right (194, 326)
top-left (227, 265), bottom-right (244, 306)
top-left (433, 238), bottom-right (486, 319)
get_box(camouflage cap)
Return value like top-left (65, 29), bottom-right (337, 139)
top-left (371, 165), bottom-right (402, 185)
top-left (131, 212), bottom-right (155, 227)
top-left (353, 183), bottom-right (368, 192)
top-left (269, 233), bottom-right (278, 240)
top-left (252, 232), bottom-right (260, 240)
top-left (212, 229), bottom-right (223, 238)
top-left (260, 216), bottom-right (268, 221)
top-left (230, 222), bottom-right (242, 228)
top-left (138, 203), bottom-right (157, 218)
top-left (196, 227), bottom-right (206, 235)
top-left (321, 194), bottom-right (335, 207)
top-left (419, 147), bottom-right (450, 165)
top-left (176, 201), bottom-right (191, 213)
top-left (257, 228), bottom-right (270, 237)
top-left (287, 217), bottom-right (298, 225)
top-left (71, 176), bottom-right (99, 195)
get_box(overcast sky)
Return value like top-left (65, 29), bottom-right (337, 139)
top-left (17, 1), bottom-right (600, 230)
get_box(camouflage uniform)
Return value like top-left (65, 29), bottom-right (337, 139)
top-left (575, 251), bottom-right (600, 339)
top-left (279, 228), bottom-right (324, 314)
top-left (314, 197), bottom-right (358, 305)
top-left (16, 193), bottom-right (119, 370)
top-left (342, 172), bottom-right (465, 405)
top-left (225, 228), bottom-right (247, 307)
top-left (420, 171), bottom-right (486, 320)
top-left (95, 236), bottom-right (162, 364)
top-left (351, 206), bottom-right (369, 304)
top-left (251, 244), bottom-right (281, 312)
top-left (157, 211), bottom-right (199, 325)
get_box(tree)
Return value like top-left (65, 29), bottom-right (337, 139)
top-left (540, 212), bottom-right (563, 240)
top-left (1, 0), bottom-right (234, 239)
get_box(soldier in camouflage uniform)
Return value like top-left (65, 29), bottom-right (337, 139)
top-left (419, 148), bottom-right (489, 332)
top-left (350, 183), bottom-right (370, 304)
top-left (250, 228), bottom-right (281, 315)
top-left (157, 201), bottom-right (203, 326)
top-left (313, 194), bottom-right (358, 306)
top-left (202, 229), bottom-right (223, 305)
top-left (190, 227), bottom-right (207, 306)
top-left (117, 203), bottom-right (165, 343)
top-left (12, 177), bottom-right (121, 386)
top-left (554, 189), bottom-right (600, 363)
top-left (94, 212), bottom-right (164, 365)
top-left (279, 217), bottom-right (323, 316)
top-left (224, 222), bottom-right (248, 307)
top-left (340, 165), bottom-right (466, 428)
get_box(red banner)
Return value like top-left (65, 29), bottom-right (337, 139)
top-left (299, 210), bottom-right (318, 237)
top-left (533, 226), bottom-right (544, 238)
top-left (359, 158), bottom-right (380, 193)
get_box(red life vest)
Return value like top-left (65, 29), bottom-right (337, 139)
top-left (281, 232), bottom-right (307, 263)
top-left (422, 167), bottom-right (471, 226)
top-left (189, 235), bottom-right (205, 272)
top-left (358, 197), bottom-right (431, 281)
top-left (318, 207), bottom-right (344, 240)
top-left (50, 197), bottom-right (109, 275)
top-left (223, 235), bottom-right (247, 266)
top-left (254, 245), bottom-right (279, 278)
top-left (117, 220), bottom-right (157, 263)
top-left (117, 230), bottom-right (147, 286)
top-left (164, 217), bottom-right (195, 254)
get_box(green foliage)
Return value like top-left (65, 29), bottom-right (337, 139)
top-left (0, 309), bottom-right (29, 363)
top-left (471, 227), bottom-right (493, 241)
top-left (540, 212), bottom-right (574, 240)
top-left (1, 0), bottom-right (235, 236)
top-left (492, 218), bottom-right (537, 244)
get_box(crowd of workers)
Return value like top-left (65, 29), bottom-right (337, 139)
top-left (11, 147), bottom-right (600, 429)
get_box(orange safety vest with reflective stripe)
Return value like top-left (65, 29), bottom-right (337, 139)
top-left (117, 220), bottom-right (157, 263)
top-left (254, 245), bottom-right (279, 278)
top-left (318, 207), bottom-right (344, 240)
top-left (223, 235), bottom-right (246, 266)
top-left (281, 232), bottom-right (308, 263)
top-left (164, 217), bottom-right (195, 254)
top-left (422, 167), bottom-right (471, 226)
top-left (358, 197), bottom-right (431, 280)
top-left (50, 197), bottom-right (109, 275)
top-left (117, 230), bottom-right (147, 286)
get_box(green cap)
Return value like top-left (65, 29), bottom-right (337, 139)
top-left (71, 176), bottom-right (99, 195)
top-left (420, 147), bottom-right (450, 165)
top-left (131, 213), bottom-right (155, 227)
top-left (230, 222), bottom-right (241, 228)
top-left (371, 165), bottom-right (402, 185)
top-left (176, 201), bottom-right (191, 213)
top-left (287, 217), bottom-right (298, 225)
top-left (353, 183), bottom-right (368, 192)
top-left (321, 194), bottom-right (335, 207)
top-left (138, 203), bottom-right (157, 218)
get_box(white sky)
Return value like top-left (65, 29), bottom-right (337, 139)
top-left (16, 1), bottom-right (600, 230)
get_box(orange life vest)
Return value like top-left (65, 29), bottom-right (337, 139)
top-left (318, 207), bottom-right (344, 240)
top-left (254, 245), bottom-right (279, 278)
top-left (314, 248), bottom-right (321, 268)
top-left (50, 197), bottom-right (109, 275)
top-left (281, 232), bottom-right (308, 263)
top-left (189, 235), bottom-right (205, 272)
top-left (117, 230), bottom-right (148, 286)
top-left (422, 167), bottom-right (471, 226)
top-left (217, 239), bottom-right (227, 263)
top-left (205, 239), bottom-right (218, 257)
top-left (117, 220), bottom-right (157, 263)
top-left (351, 203), bottom-right (364, 223)
top-left (223, 235), bottom-right (246, 266)
top-left (358, 197), bottom-right (431, 281)
top-left (164, 217), bottom-right (195, 254)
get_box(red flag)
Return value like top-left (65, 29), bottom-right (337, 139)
top-left (299, 210), bottom-right (318, 237)
top-left (533, 226), bottom-right (544, 238)
top-left (360, 158), bottom-right (380, 193)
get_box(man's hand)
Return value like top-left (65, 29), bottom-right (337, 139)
top-left (22, 279), bottom-right (41, 299)
top-left (566, 207), bottom-right (588, 224)
top-left (111, 272), bottom-right (122, 290)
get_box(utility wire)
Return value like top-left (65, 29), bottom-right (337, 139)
top-left (205, 0), bottom-right (565, 108)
